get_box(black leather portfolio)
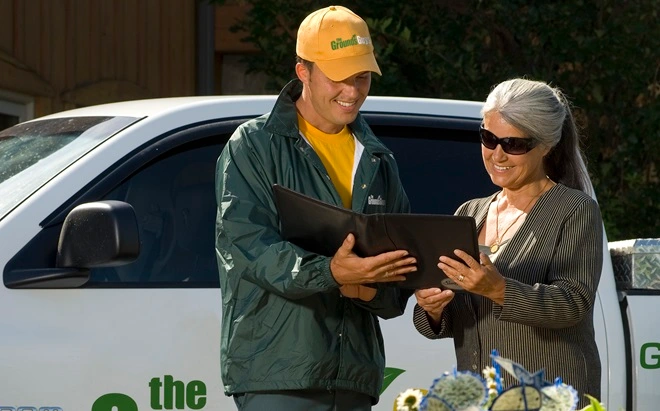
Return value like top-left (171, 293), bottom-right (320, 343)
top-left (272, 184), bottom-right (479, 290)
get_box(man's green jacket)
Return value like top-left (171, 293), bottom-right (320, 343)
top-left (215, 79), bottom-right (412, 403)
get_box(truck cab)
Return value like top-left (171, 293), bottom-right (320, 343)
top-left (0, 96), bottom-right (641, 410)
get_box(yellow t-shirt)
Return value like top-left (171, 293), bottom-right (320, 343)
top-left (297, 114), bottom-right (355, 208)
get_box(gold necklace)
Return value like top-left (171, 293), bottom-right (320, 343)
top-left (489, 178), bottom-right (551, 254)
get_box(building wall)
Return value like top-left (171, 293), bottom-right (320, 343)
top-left (0, 0), bottom-right (196, 119)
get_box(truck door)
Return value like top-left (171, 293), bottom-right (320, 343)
top-left (0, 122), bottom-right (244, 410)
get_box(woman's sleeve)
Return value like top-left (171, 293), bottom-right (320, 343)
top-left (412, 303), bottom-right (454, 339)
top-left (493, 199), bottom-right (603, 328)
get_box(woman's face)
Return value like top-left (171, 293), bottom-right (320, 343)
top-left (481, 112), bottom-right (551, 190)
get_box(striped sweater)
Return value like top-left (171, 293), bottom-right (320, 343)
top-left (413, 183), bottom-right (603, 405)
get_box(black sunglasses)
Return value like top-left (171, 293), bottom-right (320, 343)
top-left (479, 126), bottom-right (538, 155)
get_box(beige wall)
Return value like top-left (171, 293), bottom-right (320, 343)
top-left (0, 0), bottom-right (196, 118)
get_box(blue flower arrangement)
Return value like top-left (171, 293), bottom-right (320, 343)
top-left (393, 351), bottom-right (605, 411)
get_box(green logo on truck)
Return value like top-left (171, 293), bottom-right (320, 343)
top-left (92, 375), bottom-right (206, 410)
top-left (641, 342), bottom-right (660, 369)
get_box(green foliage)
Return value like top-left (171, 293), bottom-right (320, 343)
top-left (578, 393), bottom-right (606, 411)
top-left (214, 0), bottom-right (659, 240)
top-left (381, 367), bottom-right (405, 394)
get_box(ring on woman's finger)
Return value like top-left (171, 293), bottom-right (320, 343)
top-left (458, 274), bottom-right (464, 282)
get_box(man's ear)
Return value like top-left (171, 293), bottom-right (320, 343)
top-left (295, 62), bottom-right (309, 83)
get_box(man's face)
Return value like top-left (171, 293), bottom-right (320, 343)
top-left (297, 63), bottom-right (371, 134)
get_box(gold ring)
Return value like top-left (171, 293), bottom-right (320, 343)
top-left (458, 274), bottom-right (464, 282)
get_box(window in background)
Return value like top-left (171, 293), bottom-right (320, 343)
top-left (0, 90), bottom-right (34, 130)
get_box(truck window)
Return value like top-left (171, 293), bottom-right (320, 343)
top-left (0, 116), bottom-right (138, 221)
top-left (373, 125), bottom-right (496, 214)
top-left (90, 143), bottom-right (223, 287)
top-left (91, 123), bottom-right (496, 288)
top-left (4, 117), bottom-right (492, 290)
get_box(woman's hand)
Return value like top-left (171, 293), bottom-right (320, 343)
top-left (438, 250), bottom-right (506, 305)
top-left (414, 288), bottom-right (454, 324)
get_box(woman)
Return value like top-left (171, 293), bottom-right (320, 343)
top-left (413, 78), bottom-right (603, 406)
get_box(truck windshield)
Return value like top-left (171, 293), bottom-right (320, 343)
top-left (0, 116), bottom-right (138, 220)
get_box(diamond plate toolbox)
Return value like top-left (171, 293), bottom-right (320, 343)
top-left (609, 238), bottom-right (660, 290)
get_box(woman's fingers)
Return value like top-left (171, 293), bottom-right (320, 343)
top-left (415, 288), bottom-right (454, 312)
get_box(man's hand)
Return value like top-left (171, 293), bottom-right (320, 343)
top-left (330, 233), bottom-right (417, 285)
top-left (339, 285), bottom-right (378, 301)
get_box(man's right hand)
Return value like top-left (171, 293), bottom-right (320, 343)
top-left (330, 233), bottom-right (417, 285)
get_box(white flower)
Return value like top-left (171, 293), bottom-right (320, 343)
top-left (482, 366), bottom-right (496, 380)
top-left (396, 388), bottom-right (425, 411)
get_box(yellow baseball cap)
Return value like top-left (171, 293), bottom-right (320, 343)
top-left (296, 5), bottom-right (382, 81)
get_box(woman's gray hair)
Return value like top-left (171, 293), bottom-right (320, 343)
top-left (481, 78), bottom-right (593, 194)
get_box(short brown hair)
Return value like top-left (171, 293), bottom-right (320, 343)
top-left (296, 56), bottom-right (314, 73)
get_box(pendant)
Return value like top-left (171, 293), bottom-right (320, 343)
top-left (490, 243), bottom-right (499, 254)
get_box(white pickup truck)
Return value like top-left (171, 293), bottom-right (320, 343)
top-left (0, 95), bottom-right (656, 411)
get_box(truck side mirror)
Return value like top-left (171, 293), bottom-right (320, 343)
top-left (57, 200), bottom-right (140, 268)
top-left (5, 201), bottom-right (141, 289)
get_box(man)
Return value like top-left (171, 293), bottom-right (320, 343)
top-left (215, 5), bottom-right (416, 410)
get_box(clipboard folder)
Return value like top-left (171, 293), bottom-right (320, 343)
top-left (272, 184), bottom-right (479, 290)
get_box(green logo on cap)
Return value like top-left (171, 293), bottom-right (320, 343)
top-left (330, 34), bottom-right (371, 50)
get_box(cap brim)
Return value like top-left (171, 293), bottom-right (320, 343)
top-left (315, 53), bottom-right (382, 82)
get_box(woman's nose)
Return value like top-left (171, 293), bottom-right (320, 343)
top-left (492, 144), bottom-right (507, 160)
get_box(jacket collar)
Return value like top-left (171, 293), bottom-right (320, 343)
top-left (264, 79), bottom-right (392, 155)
